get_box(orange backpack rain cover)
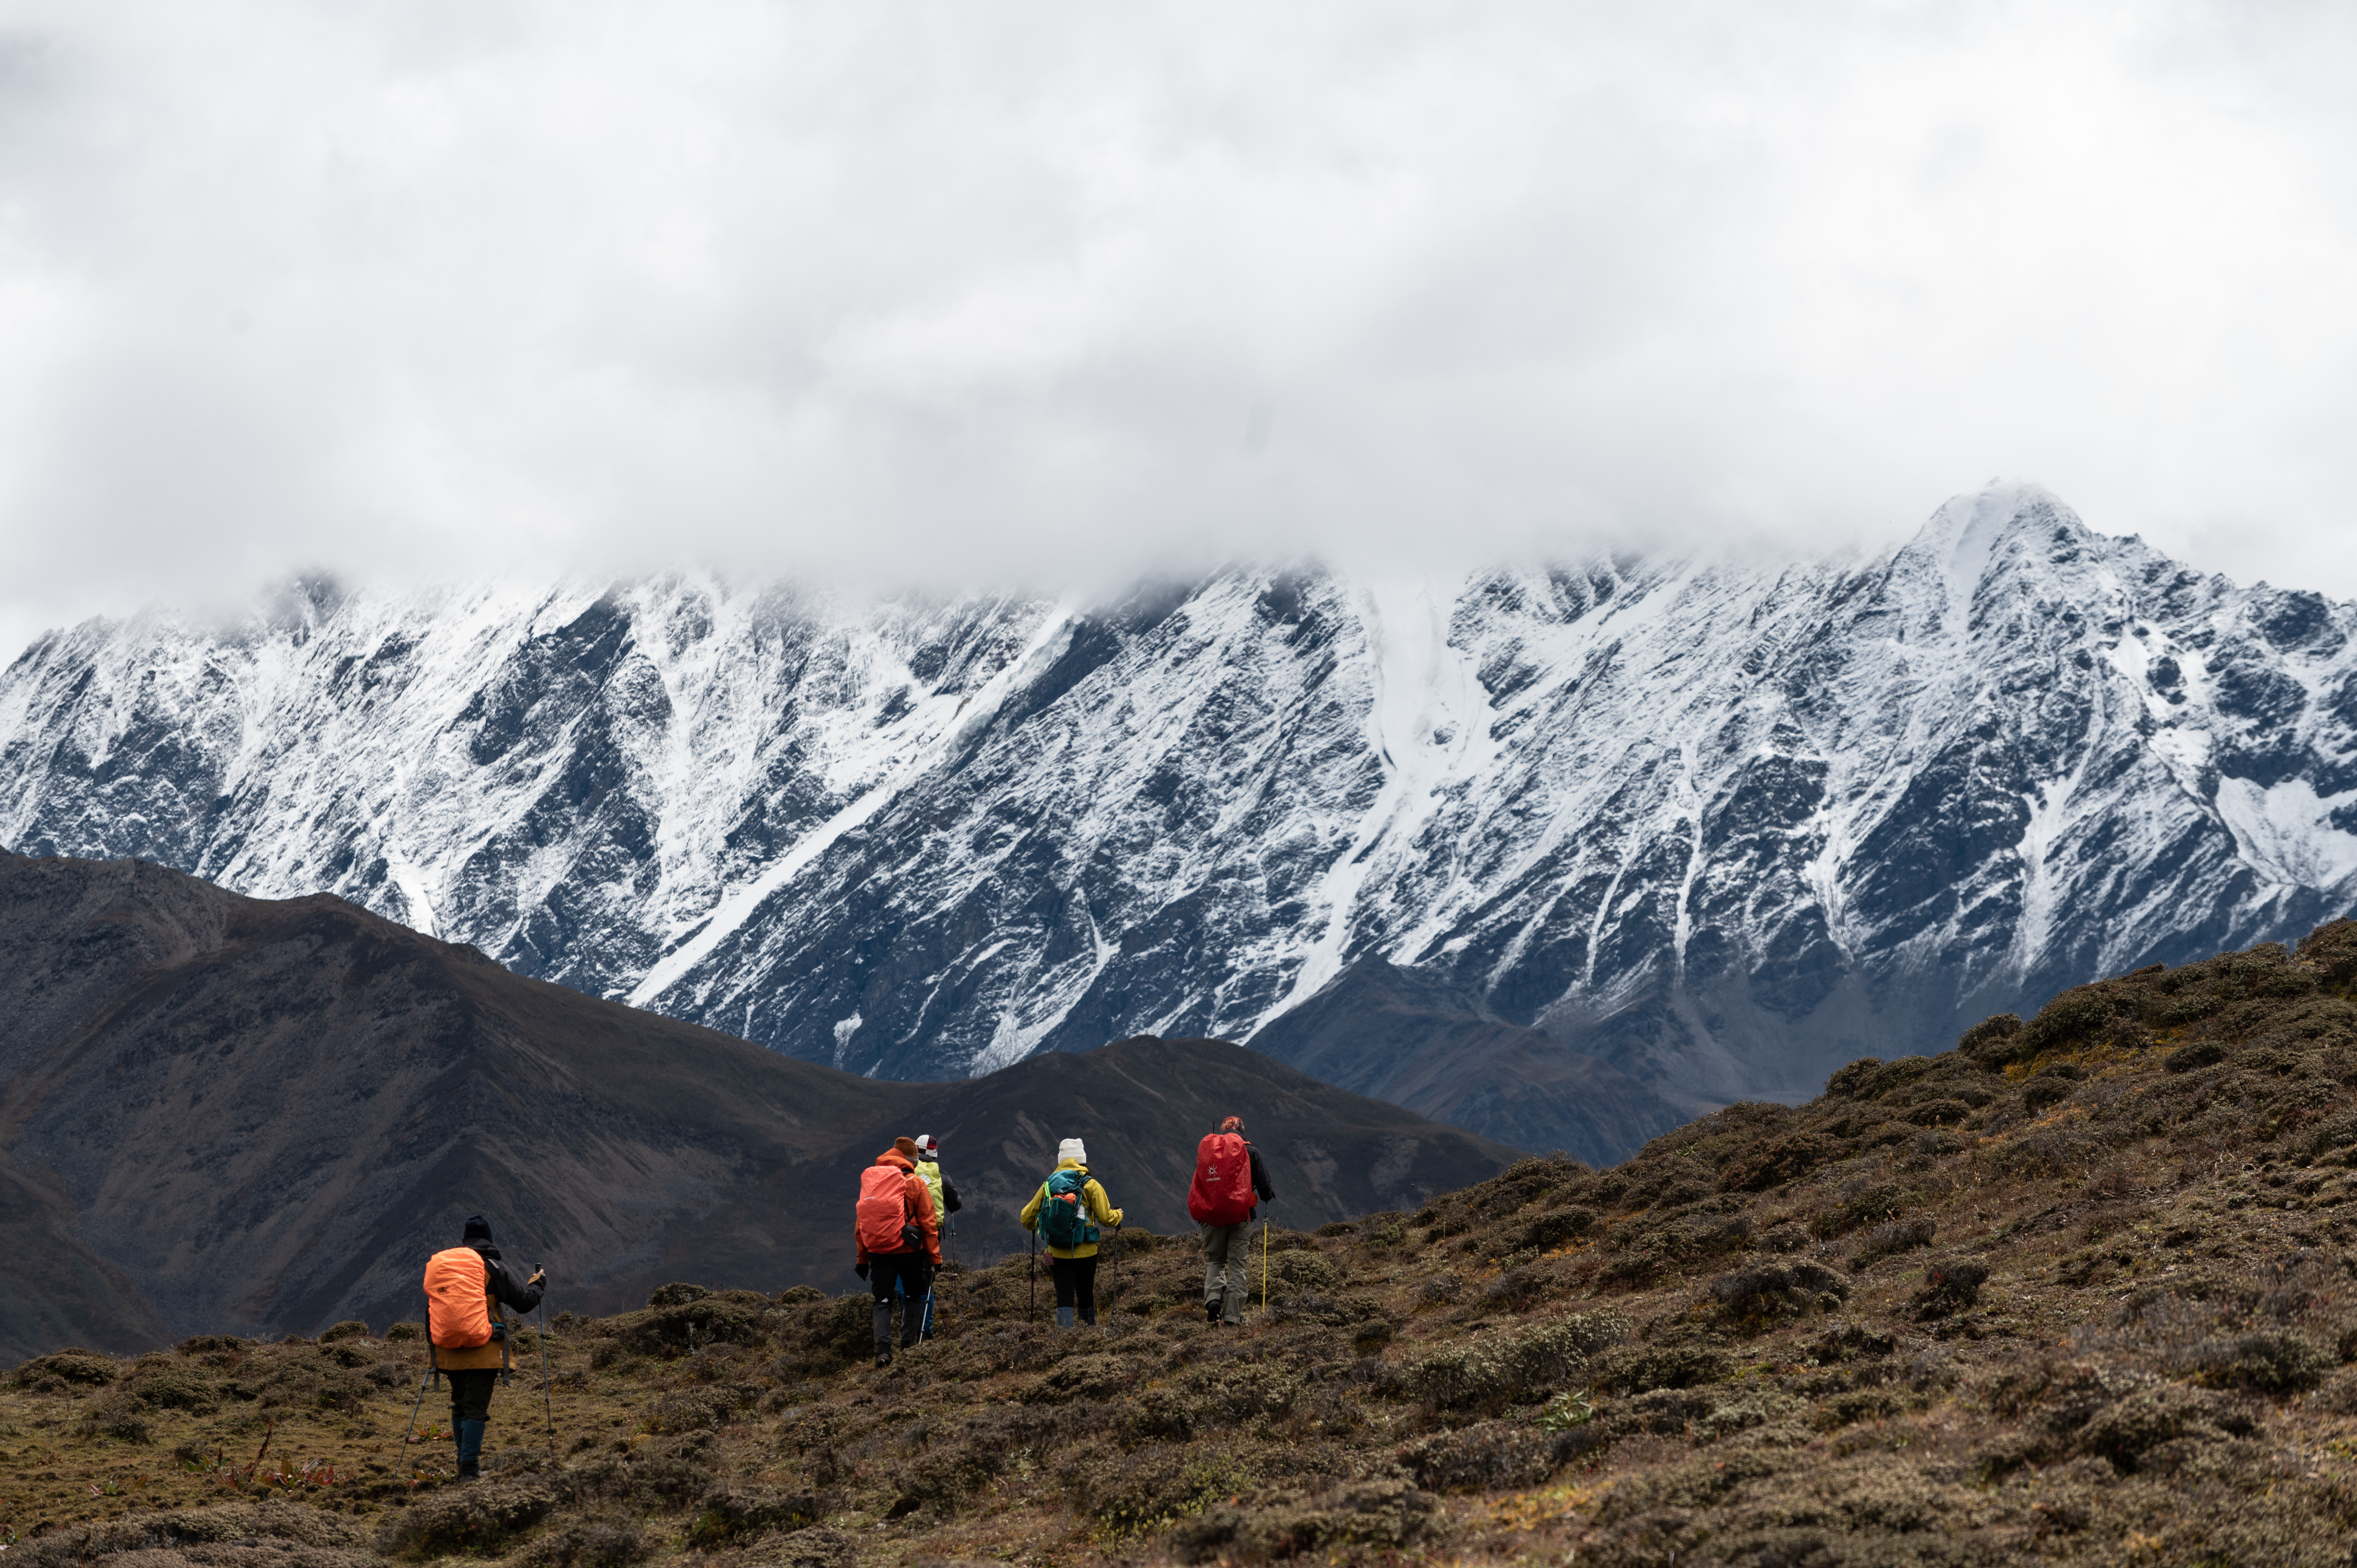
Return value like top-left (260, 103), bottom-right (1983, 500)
top-left (424, 1247), bottom-right (493, 1348)
top-left (856, 1165), bottom-right (915, 1253)
top-left (1188, 1132), bottom-right (1254, 1226)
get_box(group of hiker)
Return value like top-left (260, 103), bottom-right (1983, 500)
top-left (412, 1119), bottom-right (1276, 1476)
top-left (854, 1134), bottom-right (961, 1365)
top-left (852, 1114), bottom-right (1276, 1365)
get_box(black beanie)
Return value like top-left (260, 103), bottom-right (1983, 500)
top-left (463, 1214), bottom-right (493, 1243)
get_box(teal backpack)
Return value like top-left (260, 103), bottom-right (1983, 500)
top-left (1038, 1168), bottom-right (1099, 1250)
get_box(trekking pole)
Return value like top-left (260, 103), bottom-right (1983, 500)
top-left (1260, 1214), bottom-right (1270, 1320)
top-left (538, 1289), bottom-right (556, 1460)
top-left (398, 1293), bottom-right (437, 1475)
top-left (399, 1366), bottom-right (431, 1471)
top-left (1028, 1231), bottom-right (1037, 1324)
top-left (1108, 1224), bottom-right (1119, 1337)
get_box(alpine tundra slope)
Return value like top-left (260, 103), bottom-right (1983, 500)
top-left (4, 483), bottom-right (2353, 1161)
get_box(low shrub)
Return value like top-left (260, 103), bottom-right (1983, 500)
top-left (1708, 1260), bottom-right (1847, 1320)
top-left (1401, 1420), bottom-right (1585, 1491)
top-left (512, 1520), bottom-right (648, 1568)
top-left (375, 1478), bottom-right (558, 1558)
top-left (320, 1320), bottom-right (371, 1342)
top-left (1267, 1252), bottom-right (1342, 1293)
top-left (74, 1391), bottom-right (152, 1444)
top-left (1958, 1013), bottom-right (2027, 1064)
top-left (1804, 1322), bottom-right (1895, 1363)
top-left (128, 1370), bottom-right (219, 1411)
top-left (1131, 1361), bottom-right (1302, 1439)
top-left (1087, 1448), bottom-right (1258, 1535)
top-left (643, 1388), bottom-right (743, 1433)
top-left (1585, 1340), bottom-right (1737, 1395)
top-left (1019, 1352), bottom-right (1141, 1404)
top-left (2191, 1330), bottom-right (2332, 1394)
top-left (1911, 1259), bottom-right (1989, 1318)
top-left (1390, 1311), bottom-right (1630, 1410)
top-left (1819, 1185), bottom-right (1906, 1237)
top-left (1173, 1480), bottom-right (1438, 1563)
top-left (13, 1350), bottom-right (116, 1387)
top-left (683, 1485), bottom-right (825, 1545)
top-left (1849, 1217), bottom-right (1937, 1272)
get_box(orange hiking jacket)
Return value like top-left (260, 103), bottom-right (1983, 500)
top-left (853, 1149), bottom-right (941, 1266)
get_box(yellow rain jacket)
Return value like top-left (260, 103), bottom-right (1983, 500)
top-left (1019, 1158), bottom-right (1124, 1259)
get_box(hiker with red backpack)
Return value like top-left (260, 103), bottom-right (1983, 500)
top-left (1019, 1138), bottom-right (1124, 1328)
top-left (1187, 1116), bottom-right (1276, 1325)
top-left (853, 1136), bottom-right (942, 1368)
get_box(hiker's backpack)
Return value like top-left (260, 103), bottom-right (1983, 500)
top-left (1187, 1132), bottom-right (1255, 1226)
top-left (1037, 1168), bottom-right (1098, 1250)
top-left (424, 1247), bottom-right (494, 1348)
top-left (857, 1164), bottom-right (920, 1254)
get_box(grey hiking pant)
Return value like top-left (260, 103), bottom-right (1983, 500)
top-left (1200, 1222), bottom-right (1251, 1321)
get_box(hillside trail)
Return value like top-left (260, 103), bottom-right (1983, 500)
top-left (12, 919), bottom-right (2357, 1565)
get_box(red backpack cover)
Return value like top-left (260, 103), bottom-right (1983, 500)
top-left (857, 1164), bottom-right (916, 1253)
top-left (1187, 1132), bottom-right (1255, 1225)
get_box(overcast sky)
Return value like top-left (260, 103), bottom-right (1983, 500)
top-left (4, 2), bottom-right (2356, 659)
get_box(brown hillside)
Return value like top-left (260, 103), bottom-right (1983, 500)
top-left (11, 920), bottom-right (2357, 1563)
top-left (0, 851), bottom-right (1514, 1358)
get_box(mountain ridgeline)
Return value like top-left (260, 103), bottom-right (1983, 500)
top-left (0, 851), bottom-right (1515, 1364)
top-left (4, 484), bottom-right (2356, 1160)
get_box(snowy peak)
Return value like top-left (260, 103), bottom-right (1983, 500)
top-left (3, 486), bottom-right (2355, 1162)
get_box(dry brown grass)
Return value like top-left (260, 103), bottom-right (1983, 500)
top-left (12, 920), bottom-right (2357, 1565)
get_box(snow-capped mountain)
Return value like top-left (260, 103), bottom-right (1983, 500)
top-left (5, 485), bottom-right (2353, 1161)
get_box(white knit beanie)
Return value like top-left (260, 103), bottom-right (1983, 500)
top-left (1058, 1137), bottom-right (1087, 1165)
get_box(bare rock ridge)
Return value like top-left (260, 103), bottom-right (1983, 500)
top-left (5, 484), bottom-right (2356, 1162)
top-left (0, 849), bottom-right (1516, 1363)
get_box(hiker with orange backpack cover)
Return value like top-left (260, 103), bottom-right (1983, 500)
top-left (422, 1213), bottom-right (545, 1479)
top-left (1188, 1116), bottom-right (1275, 1325)
top-left (853, 1137), bottom-right (941, 1368)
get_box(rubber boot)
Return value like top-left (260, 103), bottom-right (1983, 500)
top-left (873, 1301), bottom-right (894, 1368)
top-left (1056, 1306), bottom-right (1075, 1329)
top-left (455, 1418), bottom-right (486, 1480)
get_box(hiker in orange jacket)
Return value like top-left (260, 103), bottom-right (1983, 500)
top-left (422, 1214), bottom-right (544, 1480)
top-left (854, 1137), bottom-right (941, 1368)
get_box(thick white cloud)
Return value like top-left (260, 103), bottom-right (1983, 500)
top-left (3, 0), bottom-right (2356, 652)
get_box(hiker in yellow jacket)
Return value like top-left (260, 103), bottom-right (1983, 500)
top-left (1019, 1137), bottom-right (1124, 1328)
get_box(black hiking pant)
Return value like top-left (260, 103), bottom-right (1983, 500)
top-left (869, 1252), bottom-right (931, 1348)
top-left (1049, 1254), bottom-right (1099, 1325)
top-left (447, 1368), bottom-right (498, 1424)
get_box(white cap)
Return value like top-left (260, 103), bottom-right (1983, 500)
top-left (1058, 1137), bottom-right (1087, 1165)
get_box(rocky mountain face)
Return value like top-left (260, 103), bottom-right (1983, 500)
top-left (4, 484), bottom-right (2353, 1162)
top-left (0, 850), bottom-right (1513, 1361)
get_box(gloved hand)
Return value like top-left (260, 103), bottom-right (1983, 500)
top-left (854, 1261), bottom-right (870, 1281)
top-left (528, 1269), bottom-right (546, 1288)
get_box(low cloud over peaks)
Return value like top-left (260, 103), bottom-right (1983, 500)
top-left (4, 1), bottom-right (2357, 649)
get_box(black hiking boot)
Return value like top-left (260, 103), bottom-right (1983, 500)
top-left (1205, 1300), bottom-right (1221, 1324)
top-left (457, 1458), bottom-right (480, 1481)
top-left (874, 1344), bottom-right (892, 1369)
